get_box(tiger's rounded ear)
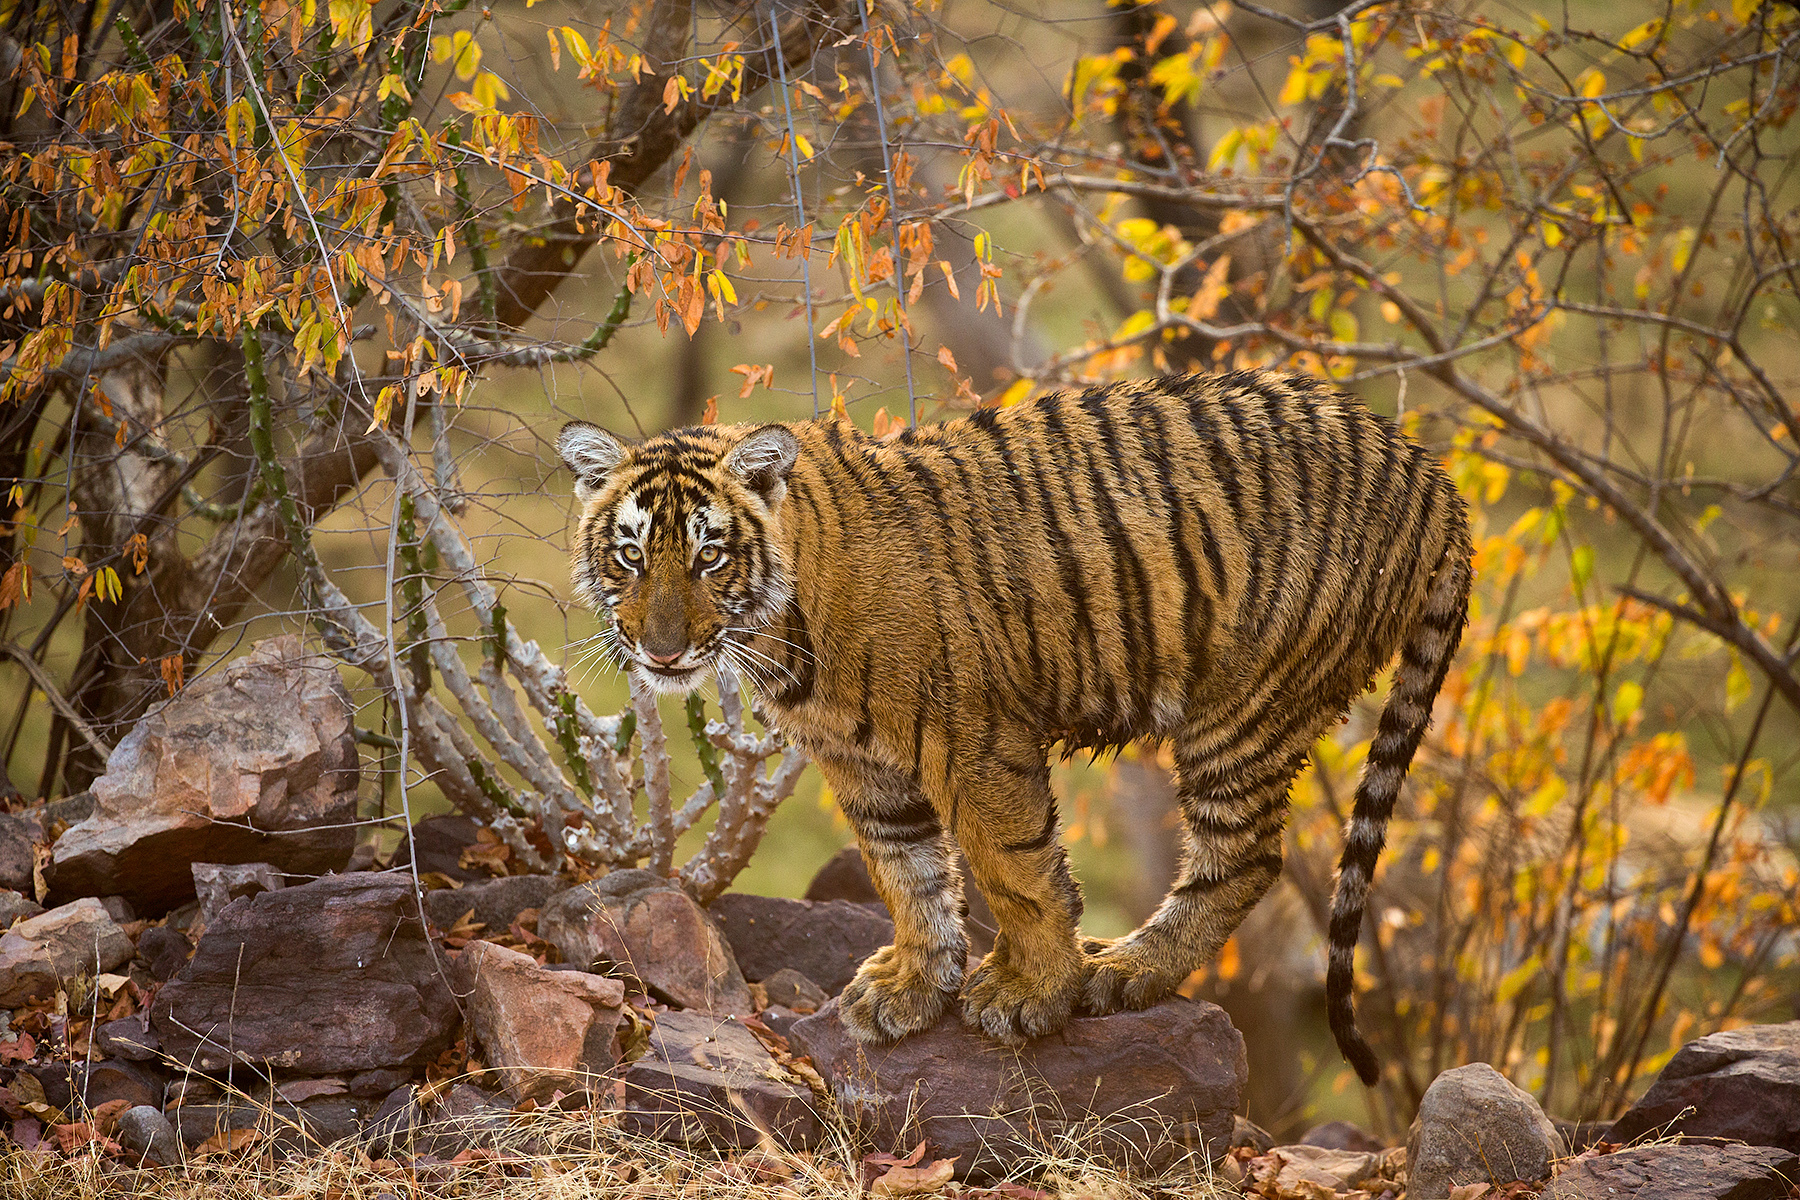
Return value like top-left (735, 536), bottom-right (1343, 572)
top-left (557, 421), bottom-right (627, 501)
top-left (725, 425), bottom-right (799, 502)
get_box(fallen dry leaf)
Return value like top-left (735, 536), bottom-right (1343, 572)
top-left (869, 1157), bottom-right (956, 1196)
top-left (1448, 1185), bottom-right (1492, 1200)
top-left (195, 1126), bottom-right (263, 1158)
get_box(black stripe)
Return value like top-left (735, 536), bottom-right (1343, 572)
top-left (1002, 803), bottom-right (1060, 853)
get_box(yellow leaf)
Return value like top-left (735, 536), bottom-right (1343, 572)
top-left (996, 378), bottom-right (1032, 407)
top-left (433, 30), bottom-right (482, 80)
top-left (471, 70), bottom-right (509, 108)
top-left (1495, 953), bottom-right (1544, 1004)
top-left (1278, 62), bottom-right (1310, 107)
top-left (1611, 681), bottom-right (1644, 726)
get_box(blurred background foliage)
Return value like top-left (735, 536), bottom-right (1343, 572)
top-left (1, 0), bottom-right (1796, 1142)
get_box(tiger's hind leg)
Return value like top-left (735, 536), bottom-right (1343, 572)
top-left (827, 756), bottom-right (969, 1043)
top-left (1081, 711), bottom-right (1322, 1015)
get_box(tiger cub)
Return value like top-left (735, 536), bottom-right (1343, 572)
top-left (557, 370), bottom-right (1471, 1083)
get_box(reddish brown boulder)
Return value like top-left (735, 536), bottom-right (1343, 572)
top-left (50, 637), bottom-right (358, 913)
top-left (789, 995), bottom-right (1244, 1179)
top-left (622, 1009), bottom-right (821, 1150)
top-left (709, 892), bottom-right (893, 994)
top-left (454, 939), bottom-right (625, 1101)
top-left (1544, 1144), bottom-right (1800, 1200)
top-left (151, 873), bottom-right (456, 1074)
top-left (1605, 1022), bottom-right (1800, 1153)
top-left (540, 871), bottom-right (751, 1016)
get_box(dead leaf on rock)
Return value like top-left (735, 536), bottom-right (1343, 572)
top-left (869, 1156), bottom-right (957, 1196)
top-left (1448, 1185), bottom-right (1492, 1200)
top-left (88, 1098), bottom-right (131, 1135)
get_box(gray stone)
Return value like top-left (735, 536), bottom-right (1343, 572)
top-left (709, 892), bottom-right (894, 995)
top-left (50, 637), bottom-right (359, 913)
top-left (169, 1087), bottom-right (375, 1153)
top-left (541, 871), bottom-right (752, 1015)
top-left (24, 1058), bottom-right (165, 1113)
top-left (423, 874), bottom-right (560, 935)
top-left (151, 873), bottom-right (457, 1074)
top-left (192, 862), bottom-right (286, 926)
top-left (1606, 1021), bottom-right (1800, 1152)
top-left (359, 1082), bottom-right (511, 1159)
top-left (0, 888), bottom-right (42, 929)
top-left (1407, 1062), bottom-right (1565, 1199)
top-left (98, 895), bottom-right (135, 923)
top-left (622, 1009), bottom-right (821, 1150)
top-left (1544, 1143), bottom-right (1800, 1200)
top-left (803, 845), bottom-right (999, 955)
top-left (348, 1067), bottom-right (414, 1098)
top-left (116, 1104), bottom-right (182, 1166)
top-left (789, 995), bottom-right (1245, 1180)
top-left (0, 810), bottom-right (41, 894)
top-left (0, 897), bottom-right (134, 1005)
top-left (454, 938), bottom-right (625, 1101)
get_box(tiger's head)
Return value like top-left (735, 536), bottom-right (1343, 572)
top-left (556, 421), bottom-right (800, 695)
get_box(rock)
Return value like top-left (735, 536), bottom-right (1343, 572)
top-left (790, 995), bottom-right (1245, 1179)
top-left (169, 1086), bottom-right (374, 1153)
top-left (136, 925), bottom-right (192, 981)
top-left (95, 1018), bottom-right (160, 1062)
top-left (0, 897), bottom-right (134, 1005)
top-left (1261, 1144), bottom-right (1381, 1193)
top-left (423, 874), bottom-right (560, 934)
top-left (1301, 1119), bottom-right (1386, 1152)
top-left (0, 810), bottom-right (40, 893)
top-left (50, 637), bottom-right (359, 913)
top-left (360, 1082), bottom-right (510, 1159)
top-left (348, 1068), bottom-right (414, 1097)
top-left (540, 871), bottom-right (752, 1016)
top-left (622, 1009), bottom-right (821, 1150)
top-left (1407, 1063), bottom-right (1564, 1199)
top-left (1544, 1143), bottom-right (1800, 1199)
top-left (151, 873), bottom-right (457, 1074)
top-left (116, 1105), bottom-right (182, 1166)
top-left (1232, 1115), bottom-right (1275, 1153)
top-left (1606, 1021), bottom-right (1800, 1152)
top-left (710, 893), bottom-right (894, 995)
top-left (759, 967), bottom-right (828, 1013)
top-left (99, 895), bottom-right (136, 923)
top-left (803, 846), bottom-right (998, 954)
top-left (0, 888), bottom-right (42, 928)
top-left (454, 939), bottom-right (625, 1101)
top-left (192, 862), bottom-right (286, 926)
top-left (24, 1059), bottom-right (165, 1113)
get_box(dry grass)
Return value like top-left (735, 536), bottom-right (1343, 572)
top-left (0, 1091), bottom-right (1244, 1200)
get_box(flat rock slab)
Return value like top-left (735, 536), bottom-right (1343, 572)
top-left (0, 897), bottom-right (133, 1006)
top-left (1408, 1062), bottom-right (1564, 1199)
top-left (1544, 1143), bottom-right (1800, 1200)
top-left (622, 1009), bottom-right (822, 1151)
top-left (454, 939), bottom-right (624, 1101)
top-left (424, 874), bottom-right (560, 935)
top-left (51, 636), bottom-right (358, 913)
top-left (151, 873), bottom-right (456, 1074)
top-left (789, 995), bottom-right (1245, 1180)
top-left (709, 892), bottom-right (893, 995)
top-left (541, 870), bottom-right (752, 1016)
top-left (1607, 1021), bottom-right (1800, 1153)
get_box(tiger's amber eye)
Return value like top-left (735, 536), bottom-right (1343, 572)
top-left (619, 545), bottom-right (643, 567)
top-left (697, 545), bottom-right (722, 566)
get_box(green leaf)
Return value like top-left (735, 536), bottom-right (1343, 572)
top-left (1570, 544), bottom-right (1594, 591)
top-left (1611, 680), bottom-right (1644, 725)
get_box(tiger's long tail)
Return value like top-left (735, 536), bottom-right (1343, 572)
top-left (1326, 519), bottom-right (1473, 1086)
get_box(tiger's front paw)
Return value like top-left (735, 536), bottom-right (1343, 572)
top-left (960, 948), bottom-right (1080, 1044)
top-left (838, 945), bottom-right (963, 1043)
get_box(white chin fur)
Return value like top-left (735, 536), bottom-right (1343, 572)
top-left (631, 661), bottom-right (715, 696)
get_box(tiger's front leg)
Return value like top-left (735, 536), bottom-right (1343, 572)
top-left (951, 746), bottom-right (1086, 1044)
top-left (823, 756), bottom-right (968, 1042)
